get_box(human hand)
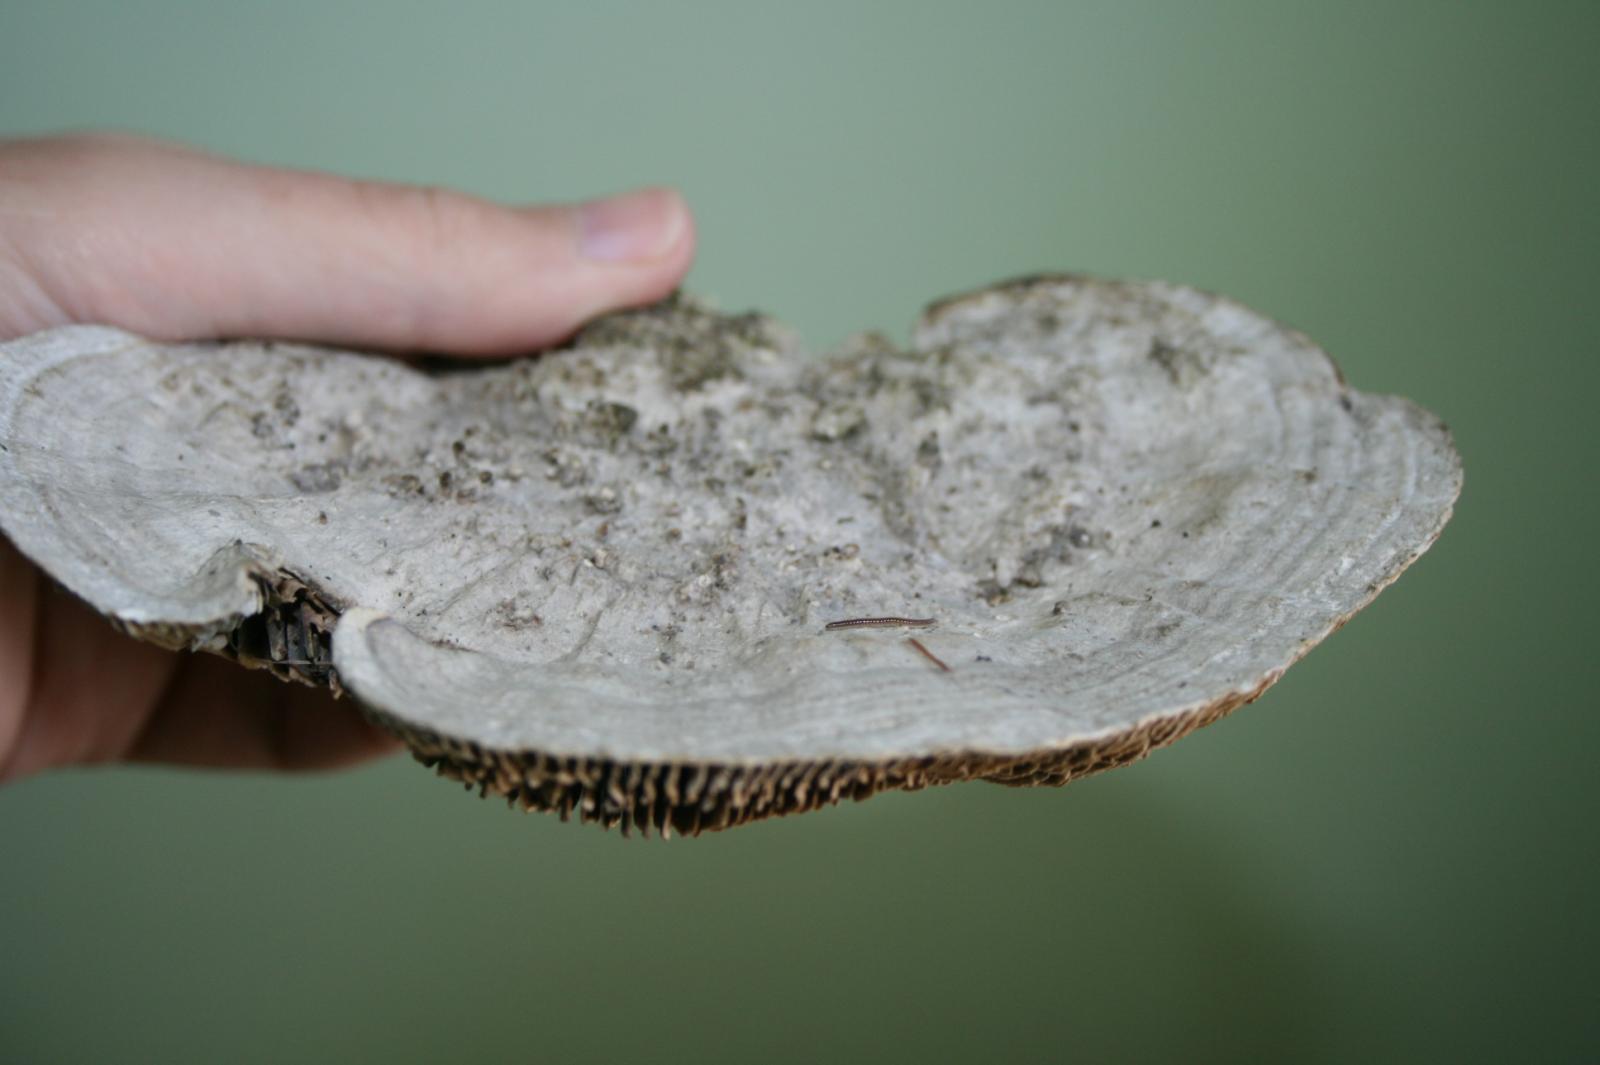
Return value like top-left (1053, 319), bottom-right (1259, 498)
top-left (0, 132), bottom-right (695, 781)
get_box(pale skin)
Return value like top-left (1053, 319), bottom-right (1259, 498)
top-left (0, 132), bottom-right (696, 782)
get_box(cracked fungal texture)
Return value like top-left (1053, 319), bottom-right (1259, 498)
top-left (0, 276), bottom-right (1461, 833)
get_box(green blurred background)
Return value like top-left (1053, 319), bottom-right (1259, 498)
top-left (2, 2), bottom-right (1595, 1061)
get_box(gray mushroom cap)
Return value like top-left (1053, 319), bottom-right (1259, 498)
top-left (0, 276), bottom-right (1461, 833)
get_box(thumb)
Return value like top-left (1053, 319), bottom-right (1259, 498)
top-left (0, 133), bottom-right (695, 353)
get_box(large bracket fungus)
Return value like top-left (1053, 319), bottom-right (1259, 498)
top-left (0, 276), bottom-right (1460, 835)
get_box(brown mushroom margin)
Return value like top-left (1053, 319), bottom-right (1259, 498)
top-left (358, 678), bottom-right (1273, 838)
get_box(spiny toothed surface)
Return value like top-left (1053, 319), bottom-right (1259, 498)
top-left (365, 679), bottom-right (1261, 837)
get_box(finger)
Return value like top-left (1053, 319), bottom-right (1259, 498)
top-left (0, 567), bottom-right (177, 781)
top-left (0, 564), bottom-right (396, 779)
top-left (0, 539), bottom-right (40, 774)
top-left (0, 132), bottom-right (695, 353)
top-left (128, 653), bottom-right (400, 772)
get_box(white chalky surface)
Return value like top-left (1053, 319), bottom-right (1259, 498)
top-left (0, 277), bottom-right (1461, 764)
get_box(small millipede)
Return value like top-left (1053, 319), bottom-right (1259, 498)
top-left (824, 616), bottom-right (936, 631)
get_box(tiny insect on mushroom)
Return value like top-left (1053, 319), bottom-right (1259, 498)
top-left (823, 616), bottom-right (936, 630)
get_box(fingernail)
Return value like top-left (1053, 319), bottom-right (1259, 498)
top-left (578, 187), bottom-right (686, 262)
